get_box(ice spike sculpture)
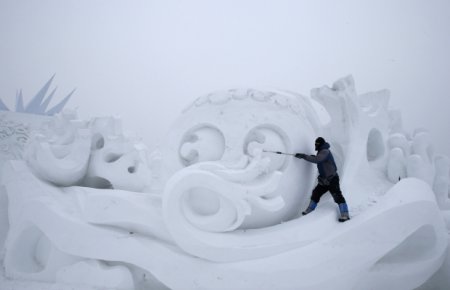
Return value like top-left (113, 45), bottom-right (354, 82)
top-left (0, 75), bottom-right (75, 116)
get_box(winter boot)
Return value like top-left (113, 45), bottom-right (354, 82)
top-left (302, 200), bottom-right (317, 216)
top-left (338, 203), bottom-right (350, 222)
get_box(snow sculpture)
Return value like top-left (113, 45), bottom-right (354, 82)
top-left (25, 111), bottom-right (91, 186)
top-left (0, 111), bottom-right (53, 253)
top-left (386, 126), bottom-right (449, 210)
top-left (2, 160), bottom-right (447, 289)
top-left (0, 75), bottom-right (75, 116)
top-left (1, 76), bottom-right (449, 289)
top-left (311, 76), bottom-right (449, 209)
top-left (311, 77), bottom-right (391, 192)
top-left (85, 117), bottom-right (153, 192)
top-left (0, 117), bottom-right (29, 161)
top-left (23, 113), bottom-right (154, 192)
top-left (163, 89), bottom-right (321, 230)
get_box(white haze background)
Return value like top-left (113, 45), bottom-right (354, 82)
top-left (0, 0), bottom-right (449, 155)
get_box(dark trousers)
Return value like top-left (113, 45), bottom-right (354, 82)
top-left (311, 175), bottom-right (346, 204)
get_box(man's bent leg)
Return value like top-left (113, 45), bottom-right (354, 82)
top-left (311, 184), bottom-right (328, 203)
top-left (302, 185), bottom-right (328, 215)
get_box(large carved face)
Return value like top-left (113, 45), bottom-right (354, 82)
top-left (163, 89), bottom-right (321, 229)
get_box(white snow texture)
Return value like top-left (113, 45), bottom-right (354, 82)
top-left (0, 75), bottom-right (449, 290)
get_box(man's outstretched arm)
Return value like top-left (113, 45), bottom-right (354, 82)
top-left (296, 149), bottom-right (329, 164)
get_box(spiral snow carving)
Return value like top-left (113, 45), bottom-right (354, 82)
top-left (163, 152), bottom-right (287, 260)
top-left (179, 126), bottom-right (226, 166)
top-left (163, 89), bottom-right (319, 229)
top-left (164, 153), bottom-right (283, 232)
top-left (25, 113), bottom-right (91, 186)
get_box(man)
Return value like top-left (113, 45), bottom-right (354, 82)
top-left (295, 137), bottom-right (350, 222)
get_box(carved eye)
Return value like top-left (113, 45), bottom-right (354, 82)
top-left (179, 125), bottom-right (226, 166)
top-left (244, 125), bottom-right (289, 171)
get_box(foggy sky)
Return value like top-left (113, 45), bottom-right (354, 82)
top-left (0, 0), bottom-right (449, 156)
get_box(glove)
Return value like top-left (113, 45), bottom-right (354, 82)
top-left (295, 153), bottom-right (306, 159)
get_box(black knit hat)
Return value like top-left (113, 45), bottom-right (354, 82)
top-left (314, 137), bottom-right (325, 151)
top-left (315, 137), bottom-right (325, 146)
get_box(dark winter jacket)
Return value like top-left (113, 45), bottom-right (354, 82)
top-left (303, 142), bottom-right (338, 180)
